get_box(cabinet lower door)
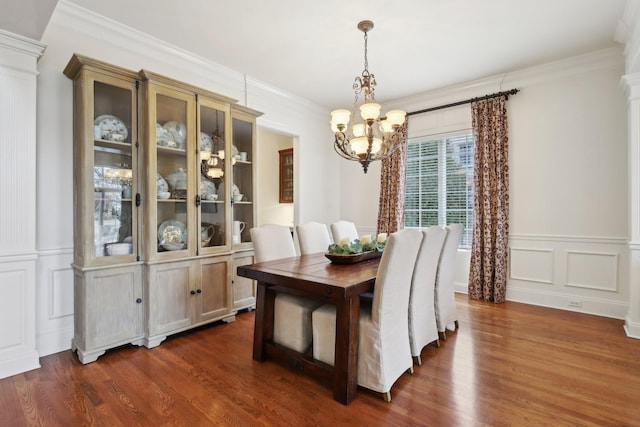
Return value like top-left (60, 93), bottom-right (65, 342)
top-left (197, 257), bottom-right (232, 323)
top-left (73, 264), bottom-right (143, 363)
top-left (232, 253), bottom-right (256, 310)
top-left (146, 260), bottom-right (193, 341)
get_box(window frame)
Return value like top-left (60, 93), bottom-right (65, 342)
top-left (404, 130), bottom-right (475, 249)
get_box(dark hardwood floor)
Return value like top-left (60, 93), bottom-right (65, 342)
top-left (2, 294), bottom-right (640, 426)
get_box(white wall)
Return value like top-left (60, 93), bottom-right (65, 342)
top-left (256, 128), bottom-right (294, 227)
top-left (32, 1), bottom-right (338, 356)
top-left (342, 47), bottom-right (629, 319)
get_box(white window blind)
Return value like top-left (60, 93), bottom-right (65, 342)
top-left (404, 132), bottom-right (474, 248)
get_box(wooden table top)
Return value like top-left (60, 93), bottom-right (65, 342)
top-left (237, 252), bottom-right (380, 301)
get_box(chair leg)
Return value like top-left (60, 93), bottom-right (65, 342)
top-left (455, 320), bottom-right (459, 330)
top-left (413, 355), bottom-right (422, 366)
top-left (435, 338), bottom-right (441, 348)
top-left (383, 391), bottom-right (391, 402)
top-left (439, 330), bottom-right (447, 340)
top-left (408, 366), bottom-right (414, 375)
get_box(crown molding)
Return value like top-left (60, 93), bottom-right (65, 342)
top-left (387, 47), bottom-right (624, 112)
top-left (53, 0), bottom-right (322, 113)
top-left (0, 29), bottom-right (46, 59)
top-left (615, 0), bottom-right (640, 73)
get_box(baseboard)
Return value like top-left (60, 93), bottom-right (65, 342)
top-left (624, 314), bottom-right (640, 339)
top-left (37, 326), bottom-right (73, 357)
top-left (0, 350), bottom-right (40, 380)
top-left (506, 286), bottom-right (627, 319)
top-left (455, 283), bottom-right (628, 320)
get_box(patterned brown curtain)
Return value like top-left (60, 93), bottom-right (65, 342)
top-left (377, 119), bottom-right (409, 234)
top-left (468, 97), bottom-right (510, 303)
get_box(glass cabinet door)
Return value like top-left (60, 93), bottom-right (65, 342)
top-left (230, 109), bottom-right (257, 248)
top-left (199, 100), bottom-right (230, 251)
top-left (92, 78), bottom-right (138, 263)
top-left (149, 87), bottom-right (195, 258)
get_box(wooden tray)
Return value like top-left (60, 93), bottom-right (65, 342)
top-left (325, 250), bottom-right (383, 264)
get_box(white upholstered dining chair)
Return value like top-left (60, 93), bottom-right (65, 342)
top-left (408, 226), bottom-right (447, 365)
top-left (296, 221), bottom-right (332, 255)
top-left (250, 224), bottom-right (322, 354)
top-left (330, 220), bottom-right (359, 244)
top-left (434, 223), bottom-right (463, 339)
top-left (312, 228), bottom-right (423, 402)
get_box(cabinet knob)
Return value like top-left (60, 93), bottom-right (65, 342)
top-left (190, 290), bottom-right (196, 295)
top-left (136, 298), bottom-right (142, 304)
top-left (196, 289), bottom-right (202, 294)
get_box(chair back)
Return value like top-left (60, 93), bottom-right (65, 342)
top-left (330, 220), bottom-right (359, 244)
top-left (435, 223), bottom-right (463, 331)
top-left (408, 226), bottom-right (447, 357)
top-left (250, 224), bottom-right (296, 263)
top-left (296, 221), bottom-right (332, 255)
top-left (371, 228), bottom-right (423, 327)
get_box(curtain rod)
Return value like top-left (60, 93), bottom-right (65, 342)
top-left (406, 88), bottom-right (520, 117)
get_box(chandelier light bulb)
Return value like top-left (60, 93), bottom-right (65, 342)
top-left (352, 123), bottom-right (366, 137)
top-left (350, 137), bottom-right (369, 155)
top-left (359, 103), bottom-right (381, 121)
top-left (379, 119), bottom-right (393, 133)
top-left (385, 110), bottom-right (406, 127)
top-left (331, 109), bottom-right (351, 127)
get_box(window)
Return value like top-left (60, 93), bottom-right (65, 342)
top-left (404, 132), bottom-right (474, 248)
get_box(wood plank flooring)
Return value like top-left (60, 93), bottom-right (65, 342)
top-left (2, 295), bottom-right (640, 426)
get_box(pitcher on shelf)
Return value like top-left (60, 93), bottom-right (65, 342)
top-left (233, 221), bottom-right (246, 244)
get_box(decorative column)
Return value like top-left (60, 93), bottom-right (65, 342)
top-left (0, 30), bottom-right (46, 378)
top-left (624, 73), bottom-right (640, 338)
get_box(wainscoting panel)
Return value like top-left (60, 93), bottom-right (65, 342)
top-left (36, 249), bottom-right (74, 357)
top-left (0, 258), bottom-right (39, 379)
top-left (506, 235), bottom-right (629, 319)
top-left (510, 247), bottom-right (554, 284)
top-left (566, 250), bottom-right (618, 292)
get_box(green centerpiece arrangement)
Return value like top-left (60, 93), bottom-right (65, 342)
top-left (326, 233), bottom-right (387, 264)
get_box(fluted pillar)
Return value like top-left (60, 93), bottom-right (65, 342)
top-left (0, 29), bottom-right (46, 378)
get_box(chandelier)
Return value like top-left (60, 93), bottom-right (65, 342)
top-left (330, 20), bottom-right (406, 173)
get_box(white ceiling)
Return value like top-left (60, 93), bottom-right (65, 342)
top-left (3, 0), bottom-right (630, 109)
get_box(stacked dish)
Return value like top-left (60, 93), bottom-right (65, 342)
top-left (158, 220), bottom-right (187, 251)
top-left (94, 114), bottom-right (128, 141)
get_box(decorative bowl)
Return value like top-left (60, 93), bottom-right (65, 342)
top-left (325, 250), bottom-right (382, 264)
top-left (161, 243), bottom-right (186, 251)
top-left (106, 242), bottom-right (132, 256)
top-left (158, 191), bottom-right (171, 199)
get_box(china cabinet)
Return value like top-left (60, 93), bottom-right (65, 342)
top-left (65, 54), bottom-right (261, 362)
top-left (279, 147), bottom-right (293, 203)
top-left (64, 55), bottom-right (143, 363)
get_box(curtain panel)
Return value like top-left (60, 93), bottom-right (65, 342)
top-left (377, 120), bottom-right (409, 234)
top-left (468, 97), bottom-right (510, 303)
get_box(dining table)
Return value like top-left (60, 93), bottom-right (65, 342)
top-left (236, 251), bottom-right (381, 405)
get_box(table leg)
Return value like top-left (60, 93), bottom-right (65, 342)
top-left (253, 282), bottom-right (275, 361)
top-left (333, 295), bottom-right (359, 405)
